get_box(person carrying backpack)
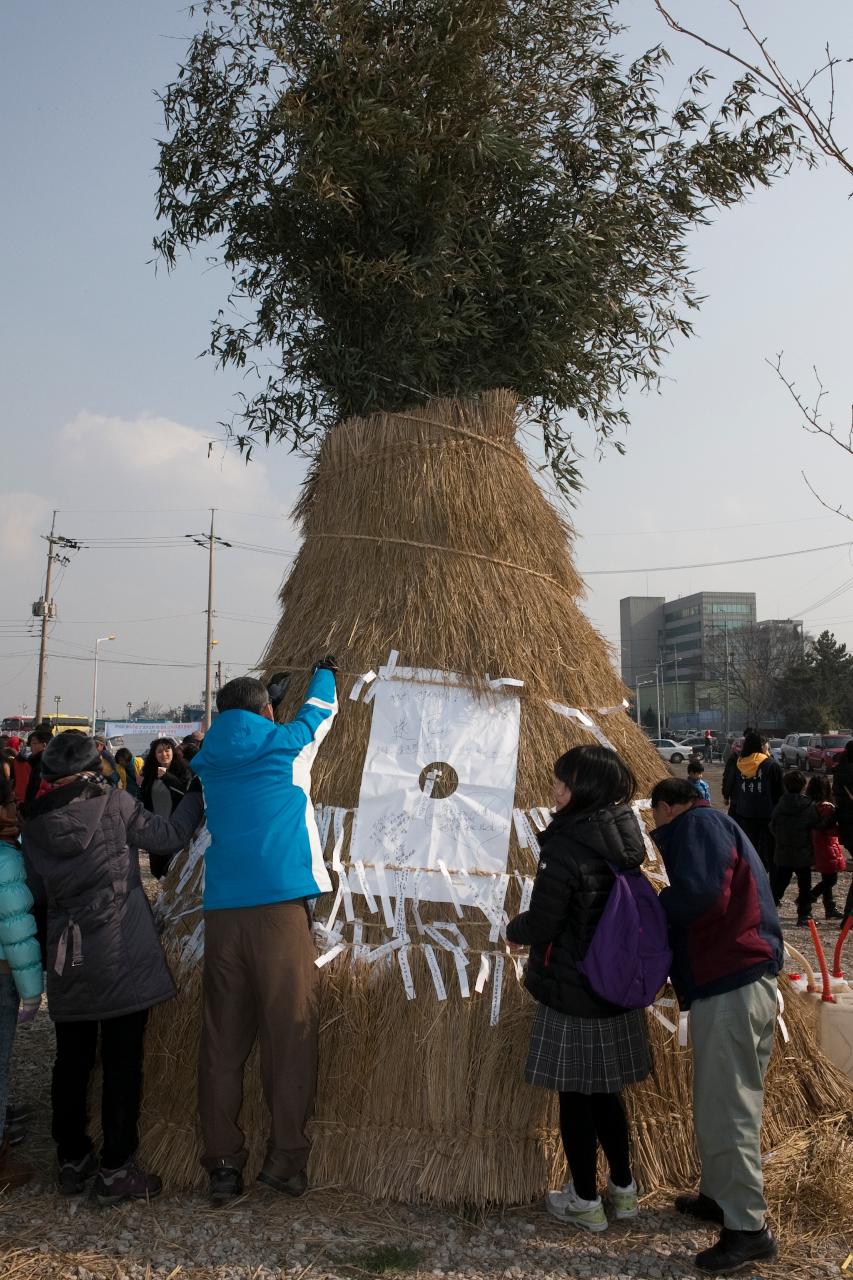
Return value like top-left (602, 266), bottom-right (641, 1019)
top-left (650, 778), bottom-right (783, 1276)
top-left (506, 746), bottom-right (653, 1234)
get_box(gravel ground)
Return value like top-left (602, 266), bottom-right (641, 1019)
top-left (2, 772), bottom-right (851, 1279)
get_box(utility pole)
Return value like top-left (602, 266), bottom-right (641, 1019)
top-left (34, 511), bottom-right (57, 724)
top-left (186, 511), bottom-right (231, 731)
top-left (723, 619), bottom-right (731, 741)
top-left (34, 516), bottom-right (80, 724)
top-left (205, 509), bottom-right (215, 729)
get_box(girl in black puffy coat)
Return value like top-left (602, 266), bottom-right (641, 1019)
top-left (506, 745), bottom-right (651, 1234)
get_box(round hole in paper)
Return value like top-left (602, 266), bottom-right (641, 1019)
top-left (418, 762), bottom-right (459, 800)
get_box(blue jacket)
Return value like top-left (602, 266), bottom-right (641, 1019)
top-left (0, 841), bottom-right (44, 1001)
top-left (192, 669), bottom-right (337, 910)
top-left (652, 803), bottom-right (782, 1010)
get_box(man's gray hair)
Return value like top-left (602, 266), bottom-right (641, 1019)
top-left (216, 676), bottom-right (270, 715)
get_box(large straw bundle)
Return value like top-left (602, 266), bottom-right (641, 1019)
top-left (142, 391), bottom-right (853, 1216)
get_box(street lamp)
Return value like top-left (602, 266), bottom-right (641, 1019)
top-left (53, 694), bottom-right (61, 724)
top-left (91, 636), bottom-right (116, 733)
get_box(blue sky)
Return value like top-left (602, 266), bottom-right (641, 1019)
top-left (2, 1), bottom-right (853, 715)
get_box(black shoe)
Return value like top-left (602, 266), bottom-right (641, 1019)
top-left (57, 1150), bottom-right (99, 1195)
top-left (208, 1163), bottom-right (243, 1206)
top-left (256, 1166), bottom-right (308, 1197)
top-left (796, 916), bottom-right (811, 927)
top-left (695, 1226), bottom-right (778, 1274)
top-left (674, 1191), bottom-right (725, 1224)
top-left (824, 902), bottom-right (844, 920)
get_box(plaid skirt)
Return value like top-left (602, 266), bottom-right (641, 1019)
top-left (525, 1003), bottom-right (651, 1094)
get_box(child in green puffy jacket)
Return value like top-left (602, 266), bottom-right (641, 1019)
top-left (0, 765), bottom-right (44, 1187)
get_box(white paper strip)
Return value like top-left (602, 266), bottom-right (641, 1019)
top-left (488, 875), bottom-right (510, 944)
top-left (365, 936), bottom-right (404, 964)
top-left (410, 873), bottom-right (425, 935)
top-left (423, 924), bottom-right (462, 956)
top-left (528, 808), bottom-right (546, 831)
top-left (315, 942), bottom-right (347, 969)
top-left (632, 801), bottom-right (659, 866)
top-left (351, 922), bottom-right (365, 963)
top-left (324, 881), bottom-right (344, 933)
top-left (519, 876), bottom-right (534, 914)
top-left (454, 949), bottom-right (470, 998)
top-left (548, 701), bottom-right (594, 727)
top-left (678, 1012), bottom-right (690, 1047)
top-left (349, 669), bottom-right (378, 702)
top-left (339, 867), bottom-right (354, 922)
top-left (397, 947), bottom-right (416, 1000)
top-left (651, 1006), bottom-right (678, 1035)
top-left (330, 808), bottom-right (346, 872)
top-left (486, 676), bottom-right (525, 690)
top-left (441, 922), bottom-right (469, 953)
top-left (438, 860), bottom-right (463, 918)
top-left (475, 953), bottom-right (492, 994)
top-left (352, 860), bottom-right (379, 914)
top-left (375, 863), bottom-right (395, 929)
top-left (422, 944), bottom-right (447, 1001)
top-left (490, 953), bottom-right (505, 1026)
top-left (776, 988), bottom-right (789, 1044)
top-left (393, 869), bottom-right (410, 941)
top-left (315, 805), bottom-right (333, 853)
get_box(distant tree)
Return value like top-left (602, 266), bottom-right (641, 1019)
top-left (775, 630), bottom-right (853, 730)
top-left (642, 705), bottom-right (659, 730)
top-left (156, 0), bottom-right (799, 492)
top-left (705, 622), bottom-right (804, 728)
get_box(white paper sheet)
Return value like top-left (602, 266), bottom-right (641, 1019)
top-left (348, 676), bottom-right (520, 904)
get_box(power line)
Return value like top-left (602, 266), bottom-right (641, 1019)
top-left (581, 539), bottom-right (853, 576)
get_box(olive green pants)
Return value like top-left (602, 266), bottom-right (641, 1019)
top-left (690, 974), bottom-right (777, 1231)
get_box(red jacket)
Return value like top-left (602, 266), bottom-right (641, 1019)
top-left (812, 800), bottom-right (847, 874)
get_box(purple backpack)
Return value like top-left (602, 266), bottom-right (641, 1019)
top-left (577, 867), bottom-right (671, 1009)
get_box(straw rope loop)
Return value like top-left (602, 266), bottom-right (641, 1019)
top-left (308, 531), bottom-right (572, 594)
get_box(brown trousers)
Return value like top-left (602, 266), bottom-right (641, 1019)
top-left (198, 900), bottom-right (319, 1177)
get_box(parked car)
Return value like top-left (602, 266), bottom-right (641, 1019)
top-left (781, 733), bottom-right (812, 768)
top-left (651, 739), bottom-right (688, 763)
top-left (804, 733), bottom-right (852, 773)
top-left (768, 737), bottom-right (784, 763)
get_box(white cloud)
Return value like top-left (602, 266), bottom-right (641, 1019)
top-left (60, 411), bottom-right (275, 509)
top-left (0, 412), bottom-right (304, 711)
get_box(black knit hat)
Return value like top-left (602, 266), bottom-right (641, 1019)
top-left (41, 732), bottom-right (101, 781)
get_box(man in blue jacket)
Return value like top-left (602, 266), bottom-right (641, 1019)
top-left (651, 777), bottom-right (783, 1276)
top-left (191, 659), bottom-right (337, 1205)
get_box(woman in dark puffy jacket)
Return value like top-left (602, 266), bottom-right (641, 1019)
top-left (22, 732), bottom-right (203, 1205)
top-left (506, 745), bottom-right (650, 1234)
top-left (140, 739), bottom-right (190, 879)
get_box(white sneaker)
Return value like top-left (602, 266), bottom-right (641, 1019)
top-left (545, 1181), bottom-right (608, 1232)
top-left (607, 1177), bottom-right (639, 1220)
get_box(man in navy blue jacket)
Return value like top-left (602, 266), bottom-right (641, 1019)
top-left (651, 777), bottom-right (783, 1276)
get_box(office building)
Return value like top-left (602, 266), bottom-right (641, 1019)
top-left (620, 591), bottom-right (757, 687)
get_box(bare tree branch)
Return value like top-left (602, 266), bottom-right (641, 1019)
top-left (654, 0), bottom-right (853, 177)
top-left (766, 352), bottom-right (853, 522)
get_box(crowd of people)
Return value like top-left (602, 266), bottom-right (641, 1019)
top-left (720, 729), bottom-right (853, 925)
top-left (0, 689), bottom-right (850, 1276)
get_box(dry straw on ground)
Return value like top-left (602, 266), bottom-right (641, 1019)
top-left (142, 392), bottom-right (853, 1224)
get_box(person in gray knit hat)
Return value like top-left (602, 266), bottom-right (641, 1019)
top-left (22, 732), bottom-right (204, 1205)
top-left (39, 731), bottom-right (100, 782)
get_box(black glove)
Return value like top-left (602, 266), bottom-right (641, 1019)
top-left (314, 654), bottom-right (338, 673)
top-left (267, 672), bottom-right (291, 710)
